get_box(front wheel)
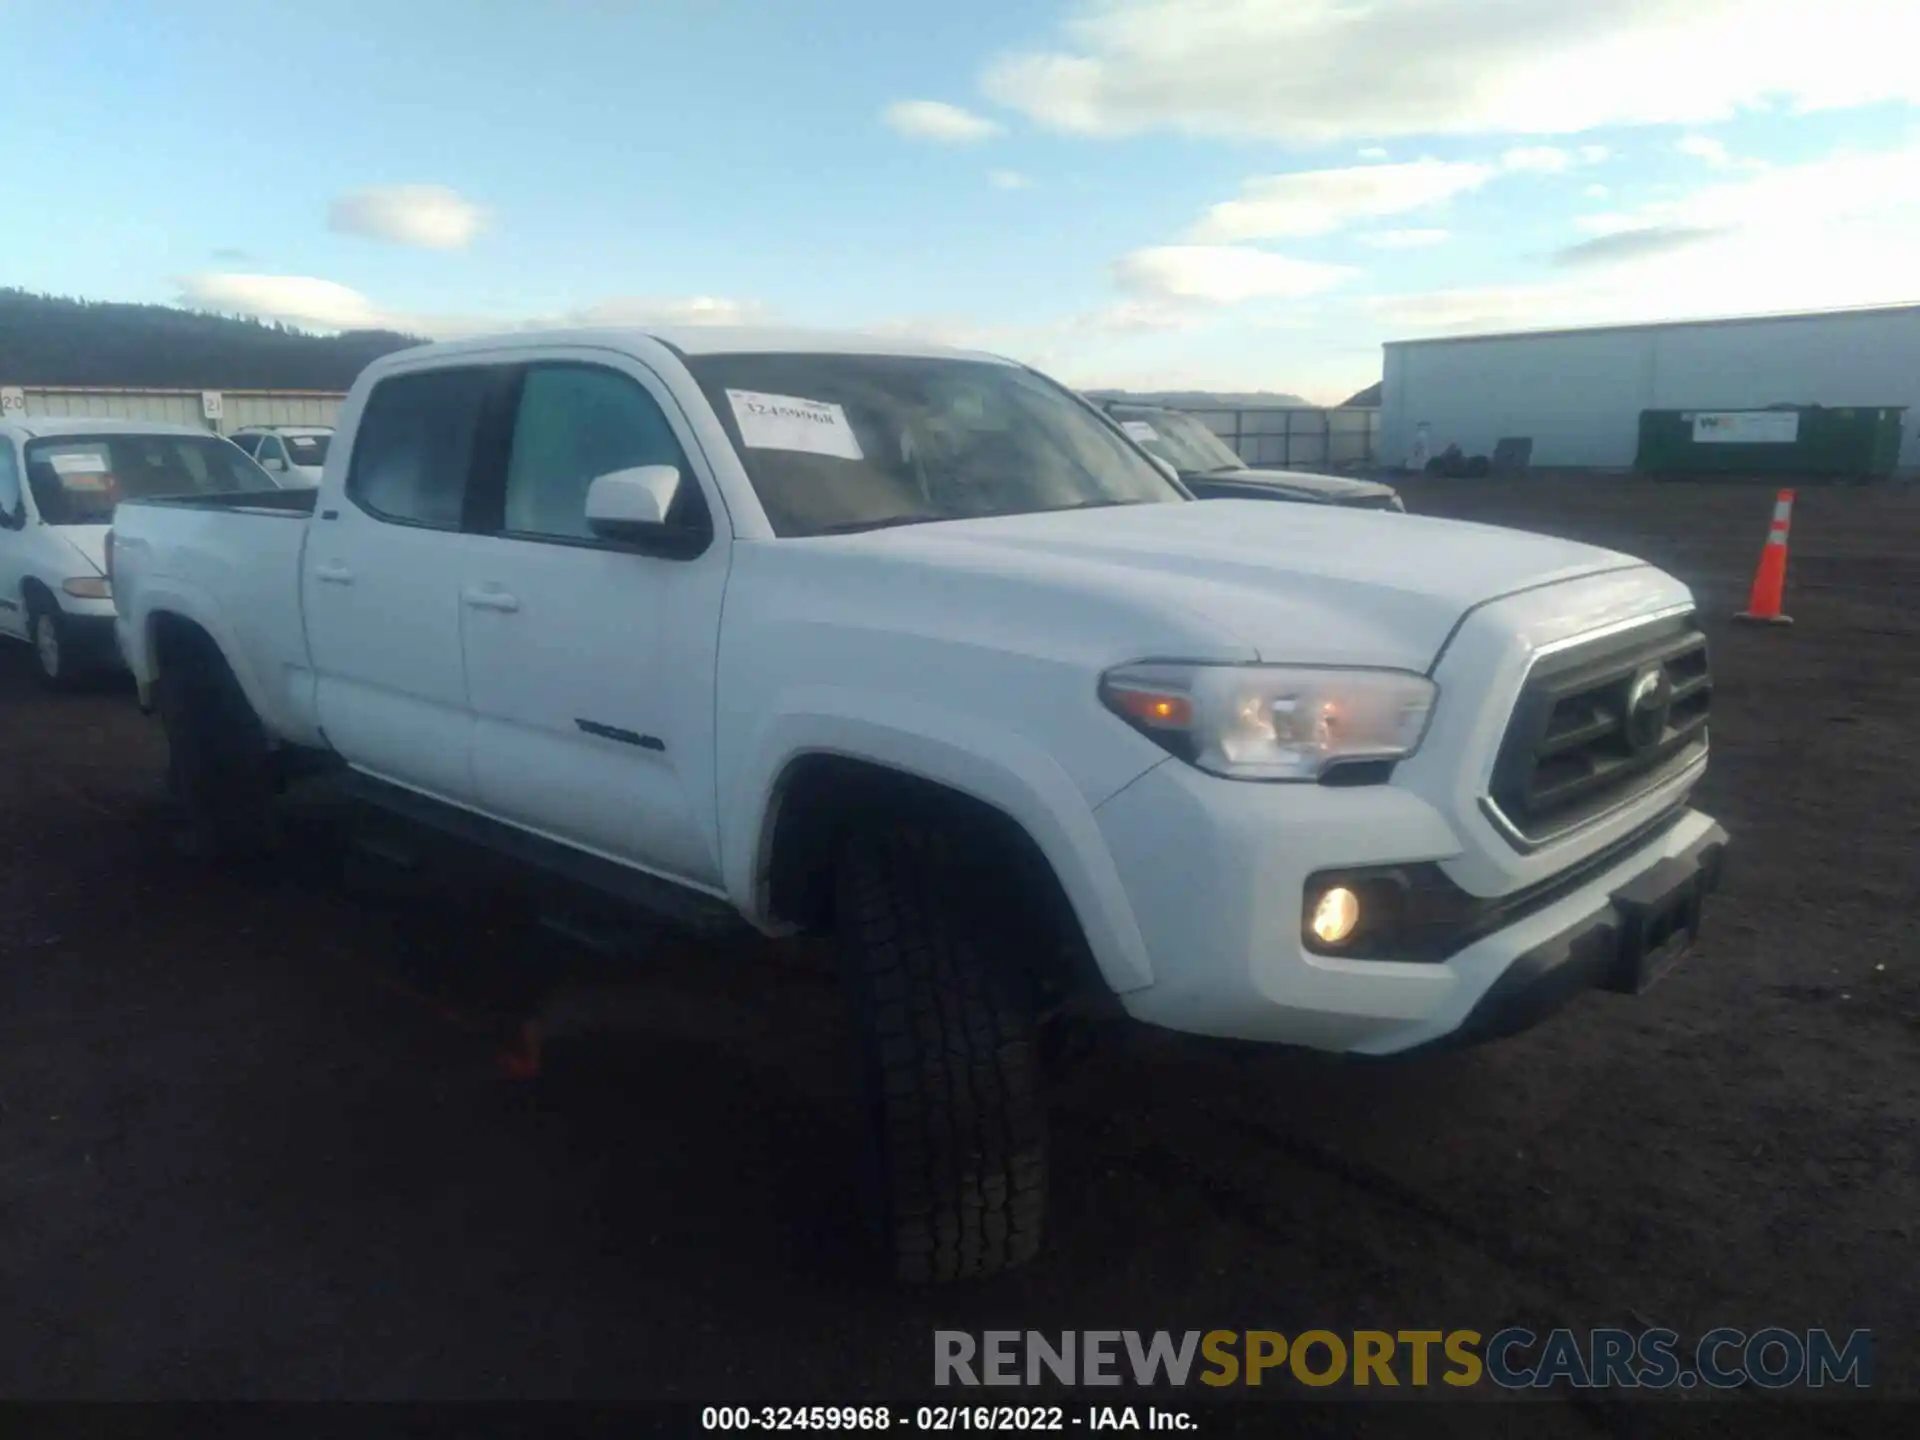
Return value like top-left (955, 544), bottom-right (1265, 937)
top-left (838, 823), bottom-right (1048, 1284)
top-left (27, 602), bottom-right (76, 691)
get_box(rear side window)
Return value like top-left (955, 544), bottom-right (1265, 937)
top-left (348, 369), bottom-right (489, 528)
top-left (231, 434), bottom-right (261, 456)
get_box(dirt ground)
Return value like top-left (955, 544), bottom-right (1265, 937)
top-left (0, 477), bottom-right (1914, 1429)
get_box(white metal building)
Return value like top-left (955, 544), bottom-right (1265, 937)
top-left (0, 385), bottom-right (343, 436)
top-left (1381, 303), bottom-right (1920, 474)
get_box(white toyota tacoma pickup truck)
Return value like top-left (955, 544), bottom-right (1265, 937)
top-left (109, 327), bottom-right (1728, 1283)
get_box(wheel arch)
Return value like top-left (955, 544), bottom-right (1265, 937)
top-left (751, 745), bottom-right (1146, 1007)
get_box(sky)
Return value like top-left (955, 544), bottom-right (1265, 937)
top-left (4, 0), bottom-right (1919, 403)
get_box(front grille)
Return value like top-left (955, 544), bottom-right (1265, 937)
top-left (1486, 612), bottom-right (1712, 847)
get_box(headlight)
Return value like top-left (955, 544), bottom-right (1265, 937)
top-left (1099, 662), bottom-right (1437, 780)
top-left (62, 576), bottom-right (111, 599)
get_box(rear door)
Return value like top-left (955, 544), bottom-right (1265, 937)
top-left (302, 366), bottom-right (493, 805)
top-left (457, 354), bottom-right (729, 885)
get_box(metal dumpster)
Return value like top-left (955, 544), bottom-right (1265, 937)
top-left (1636, 405), bottom-right (1906, 479)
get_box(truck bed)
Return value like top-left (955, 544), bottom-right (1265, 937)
top-left (112, 490), bottom-right (319, 745)
top-left (127, 486), bottom-right (319, 517)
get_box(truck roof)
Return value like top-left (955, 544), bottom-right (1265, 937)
top-left (378, 325), bottom-right (1012, 368)
top-left (1, 417), bottom-right (217, 441)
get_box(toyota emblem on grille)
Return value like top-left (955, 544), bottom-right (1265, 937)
top-left (1625, 666), bottom-right (1670, 752)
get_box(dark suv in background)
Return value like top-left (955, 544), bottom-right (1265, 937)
top-left (1103, 402), bottom-right (1405, 512)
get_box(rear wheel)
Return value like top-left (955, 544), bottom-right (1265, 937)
top-left (837, 823), bottom-right (1048, 1284)
top-left (155, 639), bottom-right (279, 860)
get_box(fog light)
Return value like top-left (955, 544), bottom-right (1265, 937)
top-left (1311, 886), bottom-right (1361, 946)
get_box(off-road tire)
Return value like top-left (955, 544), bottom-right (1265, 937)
top-left (155, 642), bottom-right (279, 861)
top-left (837, 823), bottom-right (1048, 1284)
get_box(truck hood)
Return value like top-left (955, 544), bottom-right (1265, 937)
top-left (53, 524), bottom-right (110, 576)
top-left (828, 500), bottom-right (1647, 670)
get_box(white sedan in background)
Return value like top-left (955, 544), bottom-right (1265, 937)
top-left (0, 418), bottom-right (282, 687)
top-left (229, 425), bottom-right (332, 486)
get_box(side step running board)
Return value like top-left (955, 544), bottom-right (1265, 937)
top-left (337, 771), bottom-right (752, 943)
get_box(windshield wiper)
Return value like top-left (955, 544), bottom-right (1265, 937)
top-left (812, 512), bottom-right (946, 536)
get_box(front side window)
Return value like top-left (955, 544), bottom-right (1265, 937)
top-left (256, 436), bottom-right (288, 468)
top-left (502, 364), bottom-right (700, 541)
top-left (347, 368), bottom-right (489, 528)
top-left (23, 434), bottom-right (275, 524)
top-left (230, 433), bottom-right (262, 456)
top-left (684, 354), bottom-right (1184, 537)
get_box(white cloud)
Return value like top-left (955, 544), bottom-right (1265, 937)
top-left (178, 274), bottom-right (766, 337)
top-left (1358, 228), bottom-right (1449, 250)
top-left (1586, 140), bottom-right (1920, 235)
top-left (1676, 134), bottom-right (1732, 167)
top-left (179, 274), bottom-right (388, 330)
top-left (327, 185), bottom-right (488, 249)
top-left (1358, 146), bottom-right (1390, 161)
top-left (1501, 147), bottom-right (1571, 174)
top-left (989, 169), bottom-right (1038, 190)
top-left (1113, 246), bottom-right (1356, 304)
top-left (982, 0), bottom-right (1920, 142)
top-left (1584, 183), bottom-right (1611, 199)
top-left (1502, 145), bottom-right (1612, 173)
top-left (561, 296), bottom-right (770, 328)
top-left (1189, 160), bottom-right (1493, 242)
top-left (1370, 141), bottom-right (1920, 339)
top-left (881, 99), bottom-right (1002, 142)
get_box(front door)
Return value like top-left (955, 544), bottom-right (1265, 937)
top-left (458, 356), bottom-right (729, 886)
top-left (0, 440), bottom-right (27, 638)
top-left (302, 365), bottom-right (491, 805)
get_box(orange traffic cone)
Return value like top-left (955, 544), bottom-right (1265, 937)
top-left (1735, 488), bottom-right (1795, 626)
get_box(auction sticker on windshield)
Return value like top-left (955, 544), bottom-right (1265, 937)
top-left (726, 389), bottom-right (864, 461)
top-left (49, 450), bottom-right (110, 476)
top-left (1121, 420), bottom-right (1159, 443)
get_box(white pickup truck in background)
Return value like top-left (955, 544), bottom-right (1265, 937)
top-left (109, 327), bottom-right (1728, 1284)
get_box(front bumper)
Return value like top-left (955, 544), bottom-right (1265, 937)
top-left (1391, 820), bottom-right (1727, 1056)
top-left (1092, 759), bottom-right (1727, 1055)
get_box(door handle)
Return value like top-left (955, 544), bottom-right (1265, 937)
top-left (313, 561), bottom-right (354, 585)
top-left (462, 586), bottom-right (521, 613)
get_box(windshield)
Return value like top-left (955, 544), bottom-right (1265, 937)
top-left (24, 433), bottom-right (278, 525)
top-left (1112, 408), bottom-right (1244, 473)
top-left (684, 354), bottom-right (1185, 536)
top-left (283, 432), bottom-right (331, 466)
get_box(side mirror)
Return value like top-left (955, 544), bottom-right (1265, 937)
top-left (585, 464), bottom-right (684, 542)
